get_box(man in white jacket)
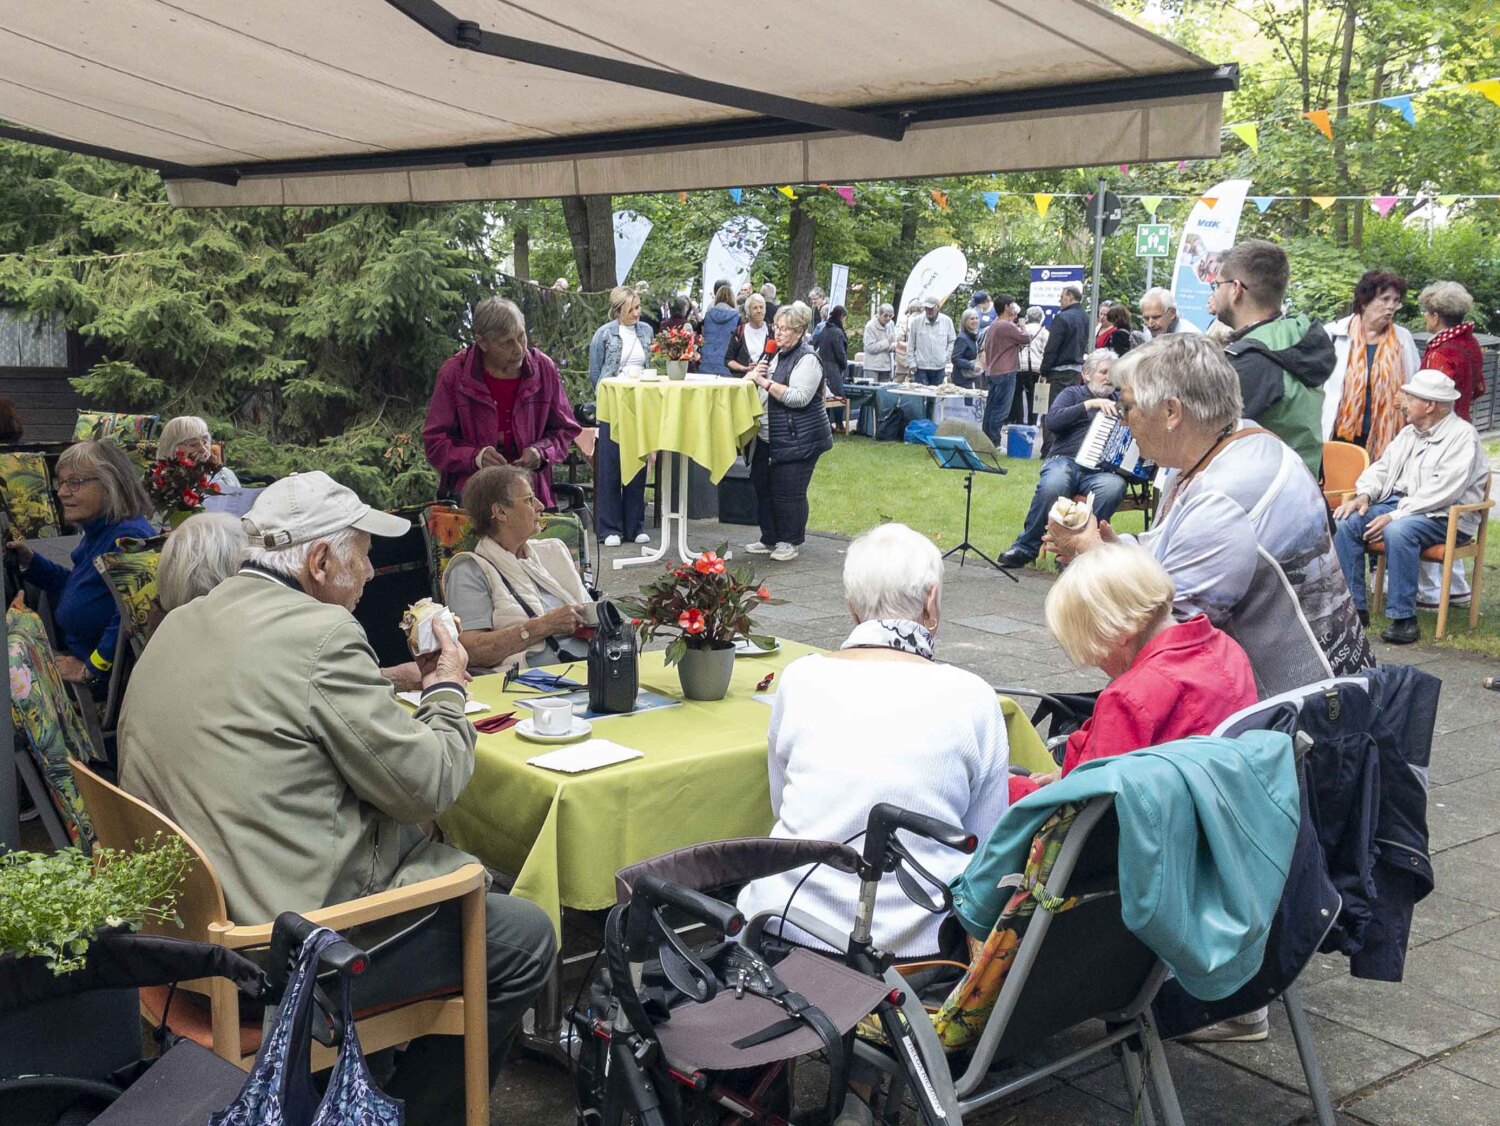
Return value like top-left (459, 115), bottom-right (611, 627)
top-left (1332, 370), bottom-right (1490, 645)
top-left (908, 295), bottom-right (956, 386)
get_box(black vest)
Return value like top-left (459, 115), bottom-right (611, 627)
top-left (767, 338), bottom-right (833, 464)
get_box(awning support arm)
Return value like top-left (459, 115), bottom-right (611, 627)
top-left (385, 0), bottom-right (906, 143)
top-left (0, 124), bottom-right (241, 185)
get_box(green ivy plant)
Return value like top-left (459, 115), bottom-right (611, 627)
top-left (0, 834), bottom-right (194, 975)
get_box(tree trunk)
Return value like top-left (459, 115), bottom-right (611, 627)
top-left (560, 194), bottom-right (617, 291)
top-left (512, 206), bottom-right (530, 281)
top-left (788, 197), bottom-right (816, 302)
top-left (899, 197), bottom-right (920, 262)
top-left (1331, 2), bottom-right (1357, 247)
top-left (1352, 52), bottom-right (1386, 251)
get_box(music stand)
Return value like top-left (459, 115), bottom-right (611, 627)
top-left (927, 437), bottom-right (1017, 579)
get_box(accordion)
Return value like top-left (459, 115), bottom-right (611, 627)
top-left (1074, 413), bottom-right (1153, 481)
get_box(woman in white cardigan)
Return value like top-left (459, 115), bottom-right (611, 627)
top-left (443, 465), bottom-right (595, 673)
top-left (736, 523), bottom-right (1011, 958)
top-left (1322, 270), bottom-right (1420, 455)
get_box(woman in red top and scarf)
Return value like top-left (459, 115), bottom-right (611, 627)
top-left (1011, 542), bottom-right (1257, 801)
top-left (1418, 281), bottom-right (1485, 422)
top-left (423, 296), bottom-right (581, 504)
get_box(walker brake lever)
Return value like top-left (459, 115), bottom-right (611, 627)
top-left (653, 907), bottom-right (721, 1004)
top-left (889, 840), bottom-right (955, 915)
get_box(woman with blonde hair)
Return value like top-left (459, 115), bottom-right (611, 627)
top-left (587, 284), bottom-right (656, 546)
top-left (1014, 542), bottom-right (1257, 798)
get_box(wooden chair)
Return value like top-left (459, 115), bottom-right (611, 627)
top-left (825, 394), bottom-right (851, 434)
top-left (1369, 474), bottom-right (1493, 639)
top-left (69, 760), bottom-right (491, 1125)
top-left (1322, 441), bottom-right (1369, 510)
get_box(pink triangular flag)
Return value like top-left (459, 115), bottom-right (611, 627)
top-left (836, 186), bottom-right (855, 205)
top-left (1371, 195), bottom-right (1399, 217)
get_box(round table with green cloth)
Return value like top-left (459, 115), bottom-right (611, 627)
top-left (594, 376), bottom-right (763, 483)
top-left (435, 640), bottom-right (1055, 939)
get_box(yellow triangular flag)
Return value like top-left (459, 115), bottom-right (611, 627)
top-left (1198, 196), bottom-right (1219, 209)
top-left (1033, 193), bottom-right (1054, 219)
top-left (776, 185), bottom-right (796, 199)
top-left (1436, 194), bottom-right (1460, 208)
top-left (1304, 110), bottom-right (1334, 140)
top-left (1311, 196), bottom-right (1338, 210)
top-left (1139, 195), bottom-right (1164, 216)
top-left (1228, 123), bottom-right (1260, 152)
top-left (1468, 79), bottom-right (1500, 107)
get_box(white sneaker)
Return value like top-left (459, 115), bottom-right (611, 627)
top-left (602, 534), bottom-right (622, 547)
top-left (1180, 1008), bottom-right (1270, 1043)
top-left (745, 541), bottom-right (773, 554)
top-left (634, 532), bottom-right (652, 544)
top-left (770, 543), bottom-right (799, 562)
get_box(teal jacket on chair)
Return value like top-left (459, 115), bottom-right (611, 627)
top-left (950, 732), bottom-right (1299, 1001)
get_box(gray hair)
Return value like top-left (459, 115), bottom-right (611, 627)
top-left (745, 293), bottom-right (766, 313)
top-left (760, 282), bottom-right (778, 301)
top-left (1061, 284), bottom-right (1083, 302)
top-left (1140, 286), bottom-right (1177, 314)
top-left (57, 440), bottom-right (151, 524)
top-left (960, 308), bottom-right (980, 330)
top-left (844, 523), bottom-right (943, 623)
top-left (808, 287), bottom-right (826, 300)
top-left (472, 296), bottom-right (526, 342)
top-left (157, 512), bottom-right (248, 611)
top-left (1416, 281), bottom-right (1473, 325)
top-left (878, 303), bottom-right (894, 316)
top-left (1082, 348), bottom-right (1115, 378)
top-left (157, 416), bottom-right (210, 458)
top-left (775, 300), bottom-right (814, 334)
top-left (244, 525), bottom-right (362, 581)
top-left (1024, 305), bottom-right (1044, 323)
top-left (1112, 334), bottom-right (1242, 431)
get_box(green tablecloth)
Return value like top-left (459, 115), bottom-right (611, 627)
top-left (594, 377), bottom-right (763, 482)
top-left (438, 640), bottom-right (1053, 937)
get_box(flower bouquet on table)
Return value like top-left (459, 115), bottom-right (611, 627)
top-left (617, 547), bottom-right (774, 700)
top-left (652, 327), bottom-right (699, 379)
top-left (146, 452), bottom-right (222, 527)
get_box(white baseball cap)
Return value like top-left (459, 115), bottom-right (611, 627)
top-left (921, 295), bottom-right (940, 309)
top-left (1400, 369), bottom-right (1461, 403)
top-left (242, 471), bottom-right (410, 549)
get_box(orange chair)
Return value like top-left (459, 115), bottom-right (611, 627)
top-left (1322, 441), bottom-right (1369, 509)
top-left (1368, 474), bottom-right (1493, 639)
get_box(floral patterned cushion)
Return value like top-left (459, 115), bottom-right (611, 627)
top-left (7, 600), bottom-right (98, 848)
top-left (0, 451), bottom-right (62, 539)
top-left (95, 535), bottom-right (167, 652)
top-left (73, 411), bottom-right (162, 469)
top-left (421, 504), bottom-right (476, 600)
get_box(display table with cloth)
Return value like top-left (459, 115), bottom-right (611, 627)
top-left (594, 377), bottom-right (762, 569)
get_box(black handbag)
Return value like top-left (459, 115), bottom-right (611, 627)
top-left (588, 601), bottom-right (638, 714)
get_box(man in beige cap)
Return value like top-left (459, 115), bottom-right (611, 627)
top-left (1332, 370), bottom-right (1490, 645)
top-left (121, 471), bottom-right (555, 1124)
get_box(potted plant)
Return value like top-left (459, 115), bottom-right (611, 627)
top-left (618, 547), bottom-right (775, 700)
top-left (146, 450), bottom-right (222, 527)
top-left (652, 326), bottom-right (700, 380)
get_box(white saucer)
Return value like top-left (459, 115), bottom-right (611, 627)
top-left (733, 638), bottom-right (781, 657)
top-left (516, 716), bottom-right (593, 744)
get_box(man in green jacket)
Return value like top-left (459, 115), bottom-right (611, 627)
top-left (1214, 239), bottom-right (1335, 476)
top-left (120, 471), bottom-right (555, 1125)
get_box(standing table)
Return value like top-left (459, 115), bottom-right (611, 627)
top-left (594, 376), bottom-right (762, 569)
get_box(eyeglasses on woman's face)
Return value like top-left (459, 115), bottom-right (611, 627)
top-left (53, 475), bottom-right (100, 493)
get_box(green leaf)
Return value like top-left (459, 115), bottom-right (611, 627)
top-left (664, 636), bottom-right (688, 667)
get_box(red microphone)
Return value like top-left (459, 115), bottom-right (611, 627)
top-left (759, 339), bottom-right (778, 368)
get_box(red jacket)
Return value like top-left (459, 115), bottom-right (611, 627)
top-left (1422, 325), bottom-right (1485, 422)
top-left (422, 344), bottom-right (581, 505)
top-left (1011, 615), bottom-right (1258, 802)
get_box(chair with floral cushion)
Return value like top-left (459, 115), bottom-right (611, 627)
top-left (0, 451), bottom-right (63, 539)
top-left (421, 503), bottom-right (477, 601)
top-left (73, 411), bottom-right (162, 470)
top-left (7, 600), bottom-right (99, 850)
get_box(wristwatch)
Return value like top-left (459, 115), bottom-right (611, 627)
top-left (519, 627), bottom-right (531, 642)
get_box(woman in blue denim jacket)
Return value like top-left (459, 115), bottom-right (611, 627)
top-left (587, 285), bottom-right (656, 546)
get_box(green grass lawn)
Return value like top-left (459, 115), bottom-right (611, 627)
top-left (805, 434), bottom-right (1500, 659)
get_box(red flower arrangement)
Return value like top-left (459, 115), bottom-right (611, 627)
top-left (651, 326), bottom-right (699, 363)
top-left (146, 452), bottom-right (222, 514)
top-left (617, 545), bottom-right (775, 665)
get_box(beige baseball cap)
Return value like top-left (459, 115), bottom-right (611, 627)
top-left (242, 471), bottom-right (410, 549)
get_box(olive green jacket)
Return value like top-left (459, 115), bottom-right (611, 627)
top-left (120, 569), bottom-right (479, 922)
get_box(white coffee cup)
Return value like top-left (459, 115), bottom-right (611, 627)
top-left (530, 697), bottom-right (575, 736)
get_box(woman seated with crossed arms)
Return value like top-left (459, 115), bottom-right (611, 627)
top-left (1012, 542), bottom-right (1258, 801)
top-left (442, 465), bottom-right (595, 673)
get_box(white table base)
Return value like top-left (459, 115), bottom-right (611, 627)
top-left (612, 451), bottom-right (700, 569)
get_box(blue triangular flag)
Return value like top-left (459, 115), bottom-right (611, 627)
top-left (1251, 196), bottom-right (1275, 213)
top-left (728, 188), bottom-right (743, 204)
top-left (982, 191), bottom-right (1000, 211)
top-left (1378, 95), bottom-right (1415, 125)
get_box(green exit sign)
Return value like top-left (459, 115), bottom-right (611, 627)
top-left (1136, 224), bottom-right (1171, 257)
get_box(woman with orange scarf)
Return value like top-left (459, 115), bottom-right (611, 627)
top-left (1321, 270), bottom-right (1421, 457)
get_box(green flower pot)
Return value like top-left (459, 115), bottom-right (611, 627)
top-left (677, 643), bottom-right (735, 701)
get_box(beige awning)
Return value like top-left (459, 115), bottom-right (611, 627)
top-left (0, 0), bottom-right (1234, 207)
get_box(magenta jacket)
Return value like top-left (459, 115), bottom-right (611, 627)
top-left (423, 344), bottom-right (582, 505)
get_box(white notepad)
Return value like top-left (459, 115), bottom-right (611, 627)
top-left (397, 690), bottom-right (490, 715)
top-left (527, 740), bottom-right (643, 774)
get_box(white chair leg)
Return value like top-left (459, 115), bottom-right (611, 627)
top-left (1140, 1010), bottom-right (1187, 1126)
top-left (1283, 984), bottom-right (1337, 1126)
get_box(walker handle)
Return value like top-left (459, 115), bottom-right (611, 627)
top-left (863, 804), bottom-right (978, 869)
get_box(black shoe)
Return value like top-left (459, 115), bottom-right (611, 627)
top-left (1381, 618), bottom-right (1420, 645)
top-left (1358, 610), bottom-right (1370, 628)
top-left (997, 549), bottom-right (1035, 570)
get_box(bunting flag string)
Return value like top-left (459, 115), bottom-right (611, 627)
top-left (776, 185), bottom-right (796, 199)
top-left (1311, 196), bottom-right (1338, 210)
top-left (982, 190), bottom-right (1000, 211)
top-left (1370, 195), bottom-right (1400, 217)
top-left (1377, 95), bottom-right (1415, 125)
top-left (727, 188), bottom-right (742, 204)
top-left (1303, 110), bottom-right (1334, 140)
top-left (1469, 79), bottom-right (1500, 106)
top-left (1139, 195), bottom-right (1163, 215)
top-left (1198, 195), bottom-right (1219, 209)
top-left (836, 186), bottom-right (856, 206)
top-left (1250, 196), bottom-right (1275, 213)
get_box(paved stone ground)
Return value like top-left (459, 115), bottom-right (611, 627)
top-left (497, 519), bottom-right (1500, 1125)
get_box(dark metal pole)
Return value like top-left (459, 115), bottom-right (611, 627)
top-left (1089, 177), bottom-right (1106, 327)
top-left (0, 539), bottom-right (18, 852)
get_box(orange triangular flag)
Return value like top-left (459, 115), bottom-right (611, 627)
top-left (930, 189), bottom-right (949, 210)
top-left (1304, 110), bottom-right (1333, 140)
top-left (1311, 196), bottom-right (1337, 210)
top-left (678, 191), bottom-right (687, 203)
top-left (1198, 196), bottom-right (1219, 209)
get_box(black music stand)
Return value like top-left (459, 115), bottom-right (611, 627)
top-left (927, 437), bottom-right (1017, 579)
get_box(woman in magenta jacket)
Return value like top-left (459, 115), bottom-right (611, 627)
top-left (423, 297), bottom-right (581, 505)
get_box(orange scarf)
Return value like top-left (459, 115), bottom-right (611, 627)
top-left (1334, 318), bottom-right (1404, 458)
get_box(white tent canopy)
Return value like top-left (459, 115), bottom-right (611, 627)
top-left (0, 0), bottom-right (1234, 206)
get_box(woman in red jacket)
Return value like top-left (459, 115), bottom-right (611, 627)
top-left (1417, 281), bottom-right (1485, 422)
top-left (1012, 542), bottom-right (1257, 800)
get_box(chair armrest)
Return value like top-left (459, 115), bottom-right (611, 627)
top-left (208, 863), bottom-right (488, 947)
top-left (1450, 499), bottom-right (1494, 516)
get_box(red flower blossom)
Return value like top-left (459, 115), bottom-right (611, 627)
top-left (693, 550), bottom-right (726, 575)
top-left (182, 489), bottom-right (201, 507)
top-left (757, 586), bottom-right (770, 600)
top-left (678, 608), bottom-right (706, 635)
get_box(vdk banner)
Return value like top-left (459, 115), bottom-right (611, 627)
top-left (612, 210), bottom-right (653, 286)
top-left (1028, 265), bottom-right (1085, 327)
top-left (701, 215), bottom-right (768, 307)
top-left (1170, 178), bottom-right (1251, 332)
